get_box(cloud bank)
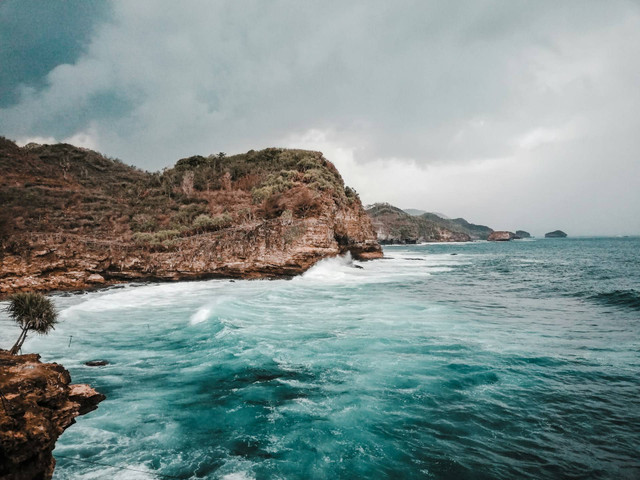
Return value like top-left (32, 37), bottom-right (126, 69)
top-left (1, 0), bottom-right (639, 235)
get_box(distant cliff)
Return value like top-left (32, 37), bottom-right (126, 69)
top-left (0, 138), bottom-right (381, 296)
top-left (0, 350), bottom-right (105, 479)
top-left (366, 203), bottom-right (472, 243)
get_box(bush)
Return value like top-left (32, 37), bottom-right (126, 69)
top-left (192, 213), bottom-right (232, 233)
top-left (133, 230), bottom-right (181, 248)
top-left (130, 214), bottom-right (157, 232)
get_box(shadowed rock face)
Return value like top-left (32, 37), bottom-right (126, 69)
top-left (0, 350), bottom-right (105, 480)
top-left (0, 139), bottom-right (381, 297)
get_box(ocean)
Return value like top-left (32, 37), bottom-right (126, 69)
top-left (1, 237), bottom-right (639, 479)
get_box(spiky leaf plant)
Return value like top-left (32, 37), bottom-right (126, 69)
top-left (6, 292), bottom-right (57, 355)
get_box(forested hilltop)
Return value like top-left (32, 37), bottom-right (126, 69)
top-left (0, 138), bottom-right (381, 296)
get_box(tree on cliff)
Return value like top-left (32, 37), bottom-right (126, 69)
top-left (6, 292), bottom-right (58, 355)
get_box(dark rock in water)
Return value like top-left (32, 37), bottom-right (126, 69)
top-left (85, 360), bottom-right (109, 367)
top-left (353, 265), bottom-right (364, 269)
top-left (545, 230), bottom-right (567, 238)
top-left (488, 231), bottom-right (515, 241)
top-left (515, 230), bottom-right (531, 238)
top-left (451, 253), bottom-right (458, 255)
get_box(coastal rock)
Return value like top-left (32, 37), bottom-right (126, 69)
top-left (0, 141), bottom-right (382, 296)
top-left (366, 203), bottom-right (472, 244)
top-left (515, 230), bottom-right (531, 238)
top-left (0, 350), bottom-right (105, 479)
top-left (488, 231), bottom-right (516, 241)
top-left (87, 273), bottom-right (105, 284)
top-left (545, 230), bottom-right (567, 238)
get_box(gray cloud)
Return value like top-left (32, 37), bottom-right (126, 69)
top-left (1, 0), bottom-right (639, 234)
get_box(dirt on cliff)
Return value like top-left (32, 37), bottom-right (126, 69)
top-left (0, 138), bottom-right (381, 296)
top-left (0, 350), bottom-right (105, 479)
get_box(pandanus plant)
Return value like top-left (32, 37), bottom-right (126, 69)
top-left (6, 292), bottom-right (58, 355)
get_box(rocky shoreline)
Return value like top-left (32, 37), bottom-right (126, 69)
top-left (0, 350), bottom-right (105, 480)
top-left (0, 141), bottom-right (382, 298)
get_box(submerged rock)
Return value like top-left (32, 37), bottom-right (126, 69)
top-left (545, 230), bottom-right (568, 238)
top-left (84, 360), bottom-right (109, 366)
top-left (0, 350), bottom-right (105, 479)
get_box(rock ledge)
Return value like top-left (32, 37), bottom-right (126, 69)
top-left (0, 350), bottom-right (105, 480)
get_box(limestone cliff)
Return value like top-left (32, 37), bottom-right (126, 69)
top-left (0, 350), bottom-right (105, 479)
top-left (366, 203), bottom-right (472, 244)
top-left (0, 139), bottom-right (381, 296)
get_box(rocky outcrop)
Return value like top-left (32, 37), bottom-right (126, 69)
top-left (515, 230), bottom-right (531, 238)
top-left (0, 350), bottom-right (105, 479)
top-left (366, 203), bottom-right (471, 244)
top-left (488, 231), bottom-right (516, 241)
top-left (545, 230), bottom-right (567, 238)
top-left (0, 141), bottom-right (381, 296)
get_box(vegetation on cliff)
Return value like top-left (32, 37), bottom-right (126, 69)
top-left (0, 137), bottom-right (381, 295)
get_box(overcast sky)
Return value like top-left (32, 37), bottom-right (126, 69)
top-left (1, 0), bottom-right (639, 235)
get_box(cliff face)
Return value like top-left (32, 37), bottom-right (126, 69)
top-left (0, 350), bottom-right (105, 479)
top-left (0, 139), bottom-right (381, 296)
top-left (366, 203), bottom-right (472, 244)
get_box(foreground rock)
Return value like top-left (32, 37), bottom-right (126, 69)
top-left (545, 230), bottom-right (568, 238)
top-left (0, 139), bottom-right (381, 296)
top-left (0, 350), bottom-right (105, 479)
top-left (488, 231), bottom-right (516, 241)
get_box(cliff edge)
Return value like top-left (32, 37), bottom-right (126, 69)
top-left (0, 350), bottom-right (105, 479)
top-left (0, 139), bottom-right (381, 296)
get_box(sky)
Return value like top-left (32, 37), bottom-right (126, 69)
top-left (1, 0), bottom-right (639, 236)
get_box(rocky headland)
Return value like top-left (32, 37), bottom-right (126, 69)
top-left (0, 138), bottom-right (381, 297)
top-left (366, 203), bottom-right (496, 244)
top-left (0, 350), bottom-right (105, 479)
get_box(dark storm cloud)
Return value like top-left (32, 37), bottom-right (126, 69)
top-left (1, 0), bottom-right (639, 234)
top-left (0, 0), bottom-right (110, 107)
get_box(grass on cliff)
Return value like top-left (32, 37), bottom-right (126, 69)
top-left (0, 139), bottom-right (362, 255)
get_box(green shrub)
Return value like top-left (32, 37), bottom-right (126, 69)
top-left (130, 214), bottom-right (157, 232)
top-left (192, 213), bottom-right (232, 232)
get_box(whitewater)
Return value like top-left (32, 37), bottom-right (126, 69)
top-left (1, 237), bottom-right (639, 479)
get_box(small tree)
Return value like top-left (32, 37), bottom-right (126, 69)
top-left (6, 292), bottom-right (58, 355)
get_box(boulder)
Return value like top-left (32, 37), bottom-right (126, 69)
top-left (488, 231), bottom-right (515, 241)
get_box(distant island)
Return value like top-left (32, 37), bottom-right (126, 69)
top-left (545, 230), bottom-right (568, 238)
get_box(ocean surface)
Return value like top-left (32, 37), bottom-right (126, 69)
top-left (1, 237), bottom-right (639, 479)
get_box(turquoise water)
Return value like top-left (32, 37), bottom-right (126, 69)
top-left (1, 237), bottom-right (639, 479)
